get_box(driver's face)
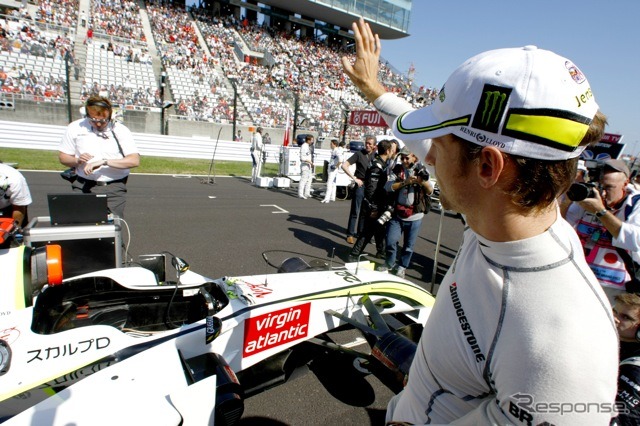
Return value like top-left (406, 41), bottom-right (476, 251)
top-left (86, 106), bottom-right (110, 132)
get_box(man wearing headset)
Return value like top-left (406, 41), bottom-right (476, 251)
top-left (612, 293), bottom-right (640, 425)
top-left (58, 95), bottom-right (140, 218)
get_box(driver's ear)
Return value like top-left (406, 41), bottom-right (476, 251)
top-left (476, 146), bottom-right (505, 189)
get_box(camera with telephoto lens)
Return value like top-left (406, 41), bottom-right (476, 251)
top-left (565, 160), bottom-right (606, 202)
top-left (377, 206), bottom-right (394, 225)
top-left (566, 182), bottom-right (598, 202)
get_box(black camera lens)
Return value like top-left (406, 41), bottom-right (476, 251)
top-left (566, 182), bottom-right (595, 202)
top-left (414, 166), bottom-right (429, 180)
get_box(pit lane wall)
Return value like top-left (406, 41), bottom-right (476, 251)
top-left (0, 120), bottom-right (330, 167)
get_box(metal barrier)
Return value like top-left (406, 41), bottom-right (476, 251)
top-left (0, 120), bottom-right (330, 166)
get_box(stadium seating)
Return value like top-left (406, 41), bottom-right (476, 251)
top-left (0, 1), bottom-right (434, 137)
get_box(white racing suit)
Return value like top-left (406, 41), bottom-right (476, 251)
top-left (371, 93), bottom-right (618, 424)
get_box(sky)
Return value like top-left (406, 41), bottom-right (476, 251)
top-left (382, 0), bottom-right (640, 156)
top-left (187, 0), bottom-right (638, 154)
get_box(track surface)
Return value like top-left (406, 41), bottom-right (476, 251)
top-left (23, 171), bottom-right (465, 425)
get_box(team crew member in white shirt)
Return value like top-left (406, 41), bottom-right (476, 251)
top-left (250, 126), bottom-right (264, 183)
top-left (58, 96), bottom-right (140, 218)
top-left (342, 18), bottom-right (618, 425)
top-left (322, 139), bottom-right (345, 203)
top-left (0, 163), bottom-right (32, 227)
top-left (298, 134), bottom-right (314, 199)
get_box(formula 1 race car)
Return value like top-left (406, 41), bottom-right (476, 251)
top-left (0, 218), bottom-right (434, 425)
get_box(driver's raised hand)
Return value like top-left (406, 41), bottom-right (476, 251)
top-left (341, 18), bottom-right (387, 103)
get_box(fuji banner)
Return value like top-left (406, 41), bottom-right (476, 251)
top-left (349, 110), bottom-right (387, 127)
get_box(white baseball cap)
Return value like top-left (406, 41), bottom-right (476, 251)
top-left (392, 46), bottom-right (598, 161)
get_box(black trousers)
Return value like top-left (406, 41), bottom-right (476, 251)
top-left (349, 207), bottom-right (386, 257)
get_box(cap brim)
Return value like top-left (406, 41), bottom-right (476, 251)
top-left (390, 107), bottom-right (449, 163)
top-left (392, 107), bottom-right (452, 143)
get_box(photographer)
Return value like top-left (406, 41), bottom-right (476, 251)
top-left (564, 159), bottom-right (640, 303)
top-left (380, 150), bottom-right (433, 278)
top-left (346, 139), bottom-right (394, 263)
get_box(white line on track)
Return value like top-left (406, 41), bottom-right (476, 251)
top-left (260, 204), bottom-right (289, 214)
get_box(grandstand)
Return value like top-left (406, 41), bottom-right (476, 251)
top-left (0, 0), bottom-right (435, 145)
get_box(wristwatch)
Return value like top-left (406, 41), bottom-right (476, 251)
top-left (595, 209), bottom-right (608, 218)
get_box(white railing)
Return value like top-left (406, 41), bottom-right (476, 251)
top-left (0, 120), bottom-right (330, 166)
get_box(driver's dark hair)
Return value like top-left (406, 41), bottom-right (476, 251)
top-left (455, 110), bottom-right (607, 213)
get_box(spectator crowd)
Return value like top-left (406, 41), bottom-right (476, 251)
top-left (0, 0), bottom-right (436, 136)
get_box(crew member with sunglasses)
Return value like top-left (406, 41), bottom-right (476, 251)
top-left (58, 95), bottom-right (140, 218)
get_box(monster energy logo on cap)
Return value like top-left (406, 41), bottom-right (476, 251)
top-left (472, 84), bottom-right (512, 133)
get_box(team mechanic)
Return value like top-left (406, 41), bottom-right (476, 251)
top-left (0, 163), bottom-right (32, 228)
top-left (58, 96), bottom-right (140, 218)
top-left (342, 18), bottom-right (617, 424)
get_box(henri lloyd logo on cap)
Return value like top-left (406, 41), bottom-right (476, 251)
top-left (472, 84), bottom-right (512, 134)
top-left (457, 84), bottom-right (511, 149)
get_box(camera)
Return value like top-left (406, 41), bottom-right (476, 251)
top-left (60, 167), bottom-right (77, 183)
top-left (566, 182), bottom-right (598, 202)
top-left (412, 164), bottom-right (430, 181)
top-left (415, 168), bottom-right (430, 180)
top-left (377, 207), bottom-right (393, 225)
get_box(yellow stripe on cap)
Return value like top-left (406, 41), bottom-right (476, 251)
top-left (505, 113), bottom-right (590, 149)
top-left (396, 112), bottom-right (471, 136)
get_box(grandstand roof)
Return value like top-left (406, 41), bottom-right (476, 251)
top-left (0, 0), bottom-right (19, 10)
top-left (248, 0), bottom-right (411, 40)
